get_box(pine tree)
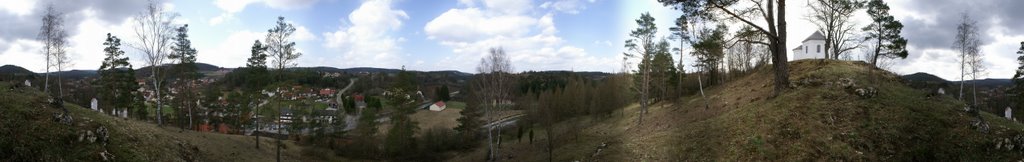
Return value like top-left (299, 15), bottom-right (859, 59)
top-left (692, 24), bottom-right (728, 86)
top-left (1012, 42), bottom-right (1024, 110)
top-left (624, 12), bottom-right (657, 125)
top-left (864, 0), bottom-right (909, 66)
top-left (455, 86), bottom-right (484, 147)
top-left (246, 40), bottom-right (269, 90)
top-left (265, 16), bottom-right (302, 74)
top-left (383, 68), bottom-right (419, 159)
top-left (353, 104), bottom-right (380, 158)
top-left (98, 33), bottom-right (142, 119)
top-left (650, 39), bottom-right (679, 101)
top-left (169, 24), bottom-right (199, 130)
top-left (246, 39), bottom-right (268, 149)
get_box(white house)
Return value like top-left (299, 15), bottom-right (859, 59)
top-left (429, 101), bottom-right (446, 111)
top-left (791, 31), bottom-right (827, 61)
top-left (90, 98), bottom-right (99, 111)
top-left (1006, 107), bottom-right (1013, 120)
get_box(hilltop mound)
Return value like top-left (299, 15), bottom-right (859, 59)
top-left (0, 65), bottom-right (33, 74)
top-left (0, 65), bottom-right (37, 81)
top-left (453, 60), bottom-right (1024, 161)
top-left (0, 82), bottom-right (311, 161)
top-left (655, 60), bottom-right (1024, 161)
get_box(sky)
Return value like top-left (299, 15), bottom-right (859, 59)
top-left (0, 0), bottom-right (1021, 81)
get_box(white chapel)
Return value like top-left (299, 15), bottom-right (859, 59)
top-left (791, 31), bottom-right (827, 61)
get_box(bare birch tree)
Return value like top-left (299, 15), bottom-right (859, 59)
top-left (952, 13), bottom-right (980, 101)
top-left (474, 47), bottom-right (514, 161)
top-left (38, 3), bottom-right (69, 96)
top-left (966, 42), bottom-right (986, 106)
top-left (133, 0), bottom-right (178, 126)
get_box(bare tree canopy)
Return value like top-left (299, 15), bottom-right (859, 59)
top-left (952, 13), bottom-right (981, 101)
top-left (265, 16), bottom-right (302, 71)
top-left (807, 0), bottom-right (864, 59)
top-left (38, 3), bottom-right (69, 96)
top-left (473, 47), bottom-right (514, 161)
top-left (132, 0), bottom-right (179, 126)
top-left (659, 0), bottom-right (791, 95)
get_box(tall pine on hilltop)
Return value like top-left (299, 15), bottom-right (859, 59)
top-left (98, 33), bottom-right (143, 119)
top-left (1013, 42), bottom-right (1024, 110)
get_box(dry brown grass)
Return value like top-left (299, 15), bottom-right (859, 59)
top-left (448, 59), bottom-right (1024, 161)
top-left (411, 108), bottom-right (463, 132)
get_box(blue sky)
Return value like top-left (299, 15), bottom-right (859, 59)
top-left (166, 0), bottom-right (638, 72)
top-left (2, 0), bottom-right (1023, 80)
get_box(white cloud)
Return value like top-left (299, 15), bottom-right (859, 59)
top-left (0, 0), bottom-right (36, 16)
top-left (540, 0), bottom-right (594, 14)
top-left (0, 39), bottom-right (45, 72)
top-left (214, 0), bottom-right (260, 13)
top-left (425, 2), bottom-right (615, 72)
top-left (68, 9), bottom-right (137, 70)
top-left (322, 0), bottom-right (408, 68)
top-left (482, 0), bottom-right (533, 15)
top-left (210, 0), bottom-right (318, 25)
top-left (892, 47), bottom-right (963, 80)
top-left (292, 23), bottom-right (316, 41)
top-left (197, 31), bottom-right (265, 68)
top-left (594, 40), bottom-right (612, 47)
top-left (425, 8), bottom-right (536, 42)
top-left (457, 0), bottom-right (476, 7)
top-left (209, 13), bottom-right (233, 25)
top-left (264, 0), bottom-right (319, 10)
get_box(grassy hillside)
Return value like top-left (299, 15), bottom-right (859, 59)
top-left (452, 60), bottom-right (1024, 161)
top-left (0, 82), bottom-right (315, 161)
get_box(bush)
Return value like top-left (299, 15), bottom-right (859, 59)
top-left (422, 126), bottom-right (459, 151)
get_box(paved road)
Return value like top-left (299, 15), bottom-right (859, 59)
top-left (482, 113), bottom-right (525, 129)
top-left (334, 78), bottom-right (358, 104)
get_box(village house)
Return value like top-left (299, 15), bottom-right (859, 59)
top-left (429, 101), bottom-right (446, 111)
top-left (791, 31), bottom-right (827, 61)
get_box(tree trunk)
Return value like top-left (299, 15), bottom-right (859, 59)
top-left (189, 95), bottom-right (194, 130)
top-left (546, 127), bottom-right (553, 162)
top-left (678, 41), bottom-right (684, 103)
top-left (872, 34), bottom-right (882, 66)
top-left (277, 100), bottom-right (282, 162)
top-left (44, 50), bottom-right (50, 94)
top-left (772, 0), bottom-right (790, 95)
top-left (256, 99), bottom-right (261, 149)
top-left (697, 70), bottom-right (709, 110)
top-left (57, 69), bottom-right (63, 99)
top-left (155, 68), bottom-right (163, 126)
top-left (960, 49), bottom-right (966, 101)
top-left (972, 73), bottom-right (978, 106)
top-left (824, 32), bottom-right (832, 59)
top-left (486, 103), bottom-right (494, 161)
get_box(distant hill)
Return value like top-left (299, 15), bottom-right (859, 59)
top-left (0, 65), bottom-right (37, 81)
top-left (902, 72), bottom-right (948, 83)
top-left (136, 62), bottom-right (222, 78)
top-left (0, 65), bottom-right (33, 74)
top-left (902, 72), bottom-right (950, 89)
top-left (50, 70), bottom-right (99, 79)
top-left (340, 67), bottom-right (402, 74)
top-left (954, 78), bottom-right (1012, 87)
